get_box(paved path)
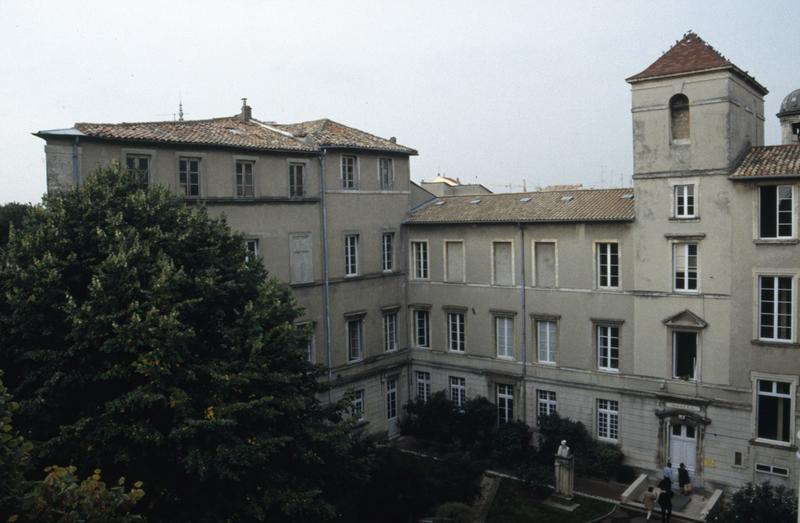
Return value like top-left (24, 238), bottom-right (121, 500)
top-left (599, 505), bottom-right (695, 523)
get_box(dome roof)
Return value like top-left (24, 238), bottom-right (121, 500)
top-left (779, 88), bottom-right (800, 117)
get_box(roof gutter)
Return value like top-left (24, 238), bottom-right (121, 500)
top-left (728, 174), bottom-right (800, 181)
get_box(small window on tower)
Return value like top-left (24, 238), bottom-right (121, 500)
top-left (670, 94), bottom-right (690, 142)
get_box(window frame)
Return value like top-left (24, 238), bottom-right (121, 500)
top-left (344, 234), bottom-right (359, 277)
top-left (535, 317), bottom-right (558, 365)
top-left (341, 155), bottom-right (358, 190)
top-left (235, 159), bottom-right (255, 198)
top-left (673, 242), bottom-right (699, 293)
top-left (491, 240), bottom-right (515, 286)
top-left (411, 240), bottom-right (429, 280)
top-left (413, 308), bottom-right (430, 348)
top-left (532, 239), bottom-right (559, 288)
top-left (352, 389), bottom-right (365, 420)
top-left (383, 311), bottom-right (398, 352)
top-left (537, 390), bottom-right (557, 420)
top-left (495, 315), bottom-right (514, 360)
top-left (753, 374), bottom-right (797, 446)
top-left (597, 398), bottom-right (619, 442)
top-left (595, 323), bottom-right (620, 372)
top-left (289, 161), bottom-right (306, 198)
top-left (244, 238), bottom-right (259, 263)
top-left (125, 153), bottom-right (151, 185)
top-left (496, 383), bottom-right (514, 424)
top-left (595, 241), bottom-right (620, 289)
top-left (449, 376), bottom-right (466, 407)
top-left (178, 156), bottom-right (201, 197)
top-left (672, 330), bottom-right (698, 380)
top-left (416, 371), bottom-right (431, 402)
top-left (386, 378), bottom-right (398, 420)
top-left (382, 232), bottom-right (395, 272)
top-left (757, 275), bottom-right (795, 343)
top-left (758, 184), bottom-right (795, 240)
top-left (346, 316), bottom-right (364, 363)
top-left (447, 310), bottom-right (466, 353)
top-left (444, 239), bottom-right (466, 283)
top-left (378, 157), bottom-right (394, 191)
top-left (673, 184), bottom-right (696, 219)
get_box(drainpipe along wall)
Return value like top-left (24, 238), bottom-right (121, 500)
top-left (519, 222), bottom-right (528, 423)
top-left (319, 148), bottom-right (333, 401)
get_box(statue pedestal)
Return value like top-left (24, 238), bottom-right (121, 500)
top-left (544, 454), bottom-right (579, 511)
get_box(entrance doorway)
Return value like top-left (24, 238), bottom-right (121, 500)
top-left (669, 423), bottom-right (696, 472)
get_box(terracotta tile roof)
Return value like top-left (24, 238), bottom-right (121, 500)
top-left (729, 144), bottom-right (800, 179)
top-left (406, 188), bottom-right (635, 224)
top-left (37, 116), bottom-right (417, 155)
top-left (626, 33), bottom-right (767, 95)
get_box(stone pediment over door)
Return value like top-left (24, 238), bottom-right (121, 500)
top-left (662, 309), bottom-right (708, 330)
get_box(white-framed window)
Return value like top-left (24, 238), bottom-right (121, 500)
top-left (759, 275), bottom-right (793, 342)
top-left (346, 317), bottom-right (363, 362)
top-left (496, 316), bottom-right (513, 359)
top-left (344, 234), bottom-right (359, 277)
top-left (597, 242), bottom-right (619, 288)
top-left (382, 232), bottom-right (394, 272)
top-left (759, 185), bottom-right (793, 239)
top-left (416, 371), bottom-right (431, 402)
top-left (352, 389), bottom-right (365, 419)
top-left (289, 162), bottom-right (305, 197)
top-left (447, 312), bottom-right (465, 352)
top-left (414, 309), bottom-right (430, 348)
top-left (235, 160), bottom-right (255, 197)
top-left (386, 378), bottom-right (397, 420)
top-left (497, 383), bottom-right (514, 424)
top-left (297, 322), bottom-right (315, 363)
top-left (383, 312), bottom-right (398, 352)
top-left (674, 184), bottom-right (695, 218)
top-left (597, 324), bottom-right (620, 371)
top-left (178, 157), bottom-right (200, 196)
top-left (125, 154), bottom-right (150, 184)
top-left (411, 241), bottom-right (429, 279)
top-left (341, 155), bottom-right (357, 189)
top-left (597, 399), bottom-right (619, 441)
top-left (672, 331), bottom-right (697, 380)
top-left (537, 390), bottom-right (557, 419)
top-left (245, 239), bottom-right (259, 262)
top-left (449, 376), bottom-right (466, 407)
top-left (492, 241), bottom-right (513, 286)
top-left (756, 379), bottom-right (793, 443)
top-left (755, 463), bottom-right (790, 477)
top-left (537, 320), bottom-right (557, 364)
top-left (379, 158), bottom-right (394, 190)
top-left (444, 240), bottom-right (465, 282)
top-left (673, 242), bottom-right (698, 292)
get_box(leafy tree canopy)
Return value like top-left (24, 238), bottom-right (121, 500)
top-left (0, 164), bottom-right (370, 521)
top-left (708, 482), bottom-right (797, 523)
top-left (0, 202), bottom-right (31, 246)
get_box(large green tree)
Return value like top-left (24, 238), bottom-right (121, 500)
top-left (0, 164), bottom-right (371, 521)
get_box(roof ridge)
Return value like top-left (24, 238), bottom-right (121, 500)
top-left (75, 115), bottom-right (241, 127)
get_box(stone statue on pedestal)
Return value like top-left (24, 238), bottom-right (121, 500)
top-left (554, 439), bottom-right (575, 503)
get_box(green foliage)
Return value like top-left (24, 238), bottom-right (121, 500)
top-left (490, 421), bottom-right (532, 468)
top-left (402, 391), bottom-right (458, 445)
top-left (434, 502), bottom-right (474, 522)
top-left (0, 371), bottom-right (31, 519)
top-left (0, 202), bottom-right (30, 247)
top-left (707, 482), bottom-right (798, 523)
top-left (0, 163), bottom-right (370, 521)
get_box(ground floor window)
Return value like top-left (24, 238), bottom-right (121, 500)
top-left (352, 389), bottom-right (365, 419)
top-left (449, 376), bottom-right (466, 407)
top-left (537, 390), bottom-right (556, 420)
top-left (497, 383), bottom-right (514, 424)
top-left (386, 378), bottom-right (397, 420)
top-left (416, 371), bottom-right (431, 402)
top-left (597, 399), bottom-right (619, 441)
top-left (757, 379), bottom-right (792, 443)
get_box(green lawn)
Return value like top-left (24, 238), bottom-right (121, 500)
top-left (487, 478), bottom-right (615, 523)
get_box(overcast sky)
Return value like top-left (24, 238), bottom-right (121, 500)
top-left (1, 0), bottom-right (797, 203)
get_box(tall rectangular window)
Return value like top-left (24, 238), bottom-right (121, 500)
top-left (346, 318), bottom-right (363, 362)
top-left (597, 325), bottom-right (620, 371)
top-left (448, 312), bottom-right (465, 352)
top-left (597, 242), bottom-right (619, 288)
top-left (383, 312), bottom-right (397, 352)
top-left (450, 376), bottom-right (466, 407)
top-left (537, 390), bottom-right (557, 419)
top-left (236, 160), bottom-right (254, 197)
top-left (674, 184), bottom-right (695, 218)
top-left (386, 378), bottom-right (397, 420)
top-left (496, 316), bottom-right (513, 359)
top-left (341, 156), bottom-right (357, 189)
top-left (125, 154), bottom-right (150, 184)
top-left (534, 241), bottom-right (557, 288)
top-left (537, 320), bottom-right (557, 364)
top-left (382, 232), bottom-right (394, 272)
top-left (414, 310), bottom-right (430, 348)
top-left (493, 241), bottom-right (513, 286)
top-left (352, 389), bottom-right (365, 419)
top-left (597, 399), bottom-right (619, 441)
top-left (379, 158), bottom-right (394, 190)
top-left (289, 162), bottom-right (305, 197)
top-left (289, 233), bottom-right (313, 284)
top-left (245, 239), bottom-right (259, 262)
top-left (673, 243), bottom-right (698, 292)
top-left (416, 371), bottom-right (431, 402)
top-left (497, 384), bottom-right (514, 424)
top-left (759, 185), bottom-right (793, 239)
top-left (445, 241), bottom-right (465, 282)
top-left (178, 157), bottom-right (200, 196)
top-left (757, 379), bottom-right (792, 443)
top-left (759, 276), bottom-right (793, 341)
top-left (411, 241), bottom-right (429, 279)
top-left (344, 234), bottom-right (359, 276)
top-left (673, 331), bottom-right (697, 380)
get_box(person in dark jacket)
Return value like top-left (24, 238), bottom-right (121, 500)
top-left (678, 463), bottom-right (691, 495)
top-left (657, 486), bottom-right (673, 522)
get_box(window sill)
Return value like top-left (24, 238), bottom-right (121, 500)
top-left (448, 350), bottom-right (466, 355)
top-left (537, 361), bottom-right (557, 366)
top-left (671, 139), bottom-right (690, 146)
top-left (669, 216), bottom-right (700, 222)
top-left (497, 355), bottom-right (515, 361)
top-left (673, 289), bottom-right (700, 295)
top-left (598, 368), bottom-right (620, 374)
top-left (749, 438), bottom-right (797, 451)
top-left (751, 339), bottom-right (800, 348)
top-left (753, 239), bottom-right (800, 245)
top-left (598, 436), bottom-right (619, 443)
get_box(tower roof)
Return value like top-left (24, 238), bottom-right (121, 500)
top-left (626, 32), bottom-right (767, 95)
top-left (778, 88), bottom-right (800, 117)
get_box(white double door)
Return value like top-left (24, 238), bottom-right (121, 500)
top-left (669, 423), bottom-right (696, 472)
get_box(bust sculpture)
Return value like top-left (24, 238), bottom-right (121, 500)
top-left (557, 440), bottom-right (570, 458)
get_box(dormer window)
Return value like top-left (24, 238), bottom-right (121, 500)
top-left (670, 94), bottom-right (690, 142)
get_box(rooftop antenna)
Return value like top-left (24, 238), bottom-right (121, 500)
top-left (178, 100), bottom-right (184, 122)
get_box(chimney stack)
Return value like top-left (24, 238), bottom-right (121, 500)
top-left (240, 98), bottom-right (252, 122)
top-left (389, 136), bottom-right (397, 143)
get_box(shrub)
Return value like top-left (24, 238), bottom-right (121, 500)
top-left (434, 502), bottom-right (474, 522)
top-left (707, 482), bottom-right (797, 523)
top-left (489, 420), bottom-right (532, 468)
top-left (403, 391), bottom-right (458, 445)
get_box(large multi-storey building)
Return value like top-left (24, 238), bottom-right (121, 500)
top-left (36, 33), bottom-right (800, 491)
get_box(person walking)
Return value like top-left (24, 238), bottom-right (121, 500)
top-left (642, 485), bottom-right (657, 521)
top-left (658, 485), bottom-right (673, 522)
top-left (678, 463), bottom-right (691, 495)
top-left (662, 461), bottom-right (674, 490)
